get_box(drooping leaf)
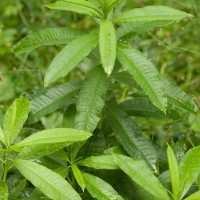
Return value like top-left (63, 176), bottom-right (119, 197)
top-left (167, 145), bottom-right (179, 199)
top-left (0, 182), bottom-right (8, 200)
top-left (117, 21), bottom-right (173, 39)
top-left (74, 66), bottom-right (110, 132)
top-left (184, 191), bottom-right (200, 200)
top-left (44, 34), bottom-right (98, 86)
top-left (13, 27), bottom-right (86, 54)
top-left (117, 47), bottom-right (167, 113)
top-left (45, 0), bottom-right (103, 19)
top-left (83, 173), bottom-right (123, 200)
top-left (3, 98), bottom-right (30, 145)
top-left (106, 101), bottom-right (157, 171)
top-left (78, 155), bottom-right (119, 170)
top-left (114, 154), bottom-right (170, 200)
top-left (114, 6), bottom-right (192, 24)
top-left (178, 146), bottom-right (200, 199)
top-left (163, 78), bottom-right (198, 115)
top-left (14, 128), bottom-right (92, 147)
top-left (99, 20), bottom-right (116, 75)
top-left (72, 164), bottom-right (85, 192)
top-left (27, 81), bottom-right (80, 124)
top-left (119, 97), bottom-right (181, 120)
top-left (14, 159), bottom-right (81, 200)
top-left (62, 104), bottom-right (77, 128)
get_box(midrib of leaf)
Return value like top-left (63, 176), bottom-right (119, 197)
top-left (77, 67), bottom-right (104, 131)
top-left (118, 48), bottom-right (165, 112)
top-left (106, 106), bottom-right (148, 162)
top-left (16, 161), bottom-right (68, 198)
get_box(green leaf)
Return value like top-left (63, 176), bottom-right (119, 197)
top-left (163, 78), bottom-right (197, 115)
top-left (117, 21), bottom-right (173, 39)
top-left (119, 97), bottom-right (181, 120)
top-left (18, 142), bottom-right (71, 159)
top-left (106, 102), bottom-right (157, 171)
top-left (62, 104), bottom-right (76, 128)
top-left (14, 128), bottom-right (92, 147)
top-left (97, 0), bottom-right (119, 16)
top-left (0, 182), bottom-right (8, 200)
top-left (14, 159), bottom-right (81, 200)
top-left (78, 155), bottom-right (119, 170)
top-left (114, 6), bottom-right (192, 24)
top-left (99, 20), bottom-right (116, 75)
top-left (13, 27), bottom-right (86, 54)
top-left (167, 145), bottom-right (179, 199)
top-left (114, 154), bottom-right (170, 200)
top-left (184, 191), bottom-right (200, 200)
top-left (3, 98), bottom-right (30, 145)
top-left (178, 146), bottom-right (200, 199)
top-left (27, 81), bottom-right (80, 124)
top-left (74, 66), bottom-right (109, 132)
top-left (117, 47), bottom-right (167, 113)
top-left (44, 34), bottom-right (98, 86)
top-left (83, 173), bottom-right (123, 200)
top-left (71, 164), bottom-right (85, 192)
top-left (45, 0), bottom-right (103, 19)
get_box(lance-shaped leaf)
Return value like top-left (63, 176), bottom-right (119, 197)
top-left (117, 21), bottom-right (173, 39)
top-left (184, 191), bottom-right (200, 200)
top-left (78, 155), bottom-right (119, 170)
top-left (97, 0), bottom-right (119, 16)
top-left (83, 173), bottom-right (123, 200)
top-left (45, 0), bottom-right (103, 19)
top-left (14, 128), bottom-right (92, 147)
top-left (75, 66), bottom-right (109, 132)
top-left (3, 98), bottom-right (30, 145)
top-left (114, 154), bottom-right (170, 200)
top-left (0, 182), bottom-right (8, 200)
top-left (163, 78), bottom-right (198, 115)
top-left (167, 145), bottom-right (179, 199)
top-left (99, 20), bottom-right (116, 75)
top-left (106, 101), bottom-right (157, 171)
top-left (117, 47), bottom-right (167, 113)
top-left (14, 159), bottom-right (81, 200)
top-left (178, 146), bottom-right (200, 199)
top-left (13, 27), bottom-right (86, 54)
top-left (72, 164), bottom-right (85, 192)
top-left (119, 97), bottom-right (181, 120)
top-left (62, 104), bottom-right (77, 128)
top-left (44, 34), bottom-right (98, 86)
top-left (114, 6), bottom-right (192, 24)
top-left (27, 81), bottom-right (80, 124)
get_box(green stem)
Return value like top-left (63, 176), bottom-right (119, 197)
top-left (2, 150), bottom-right (10, 181)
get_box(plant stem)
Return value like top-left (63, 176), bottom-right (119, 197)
top-left (2, 149), bottom-right (10, 181)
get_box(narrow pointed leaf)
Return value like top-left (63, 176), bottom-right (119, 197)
top-left (179, 146), bottom-right (200, 199)
top-left (78, 155), bottom-right (119, 170)
top-left (0, 182), bottom-right (8, 200)
top-left (45, 0), bottom-right (103, 19)
top-left (184, 191), bottom-right (200, 200)
top-left (14, 27), bottom-right (86, 54)
top-left (117, 47), bottom-right (167, 112)
top-left (119, 97), bottom-right (181, 120)
top-left (114, 154), bottom-right (170, 200)
top-left (106, 102), bottom-right (157, 171)
top-left (97, 0), bottom-right (119, 15)
top-left (72, 165), bottom-right (85, 192)
top-left (27, 81), bottom-right (81, 124)
top-left (3, 98), bottom-right (30, 145)
top-left (99, 20), bottom-right (116, 75)
top-left (163, 78), bottom-right (197, 115)
top-left (83, 173), bottom-right (123, 200)
top-left (167, 145), bottom-right (179, 199)
top-left (62, 104), bottom-right (76, 128)
top-left (75, 66), bottom-right (109, 132)
top-left (114, 6), bottom-right (192, 24)
top-left (44, 34), bottom-right (98, 86)
top-left (14, 159), bottom-right (81, 200)
top-left (14, 128), bottom-right (92, 147)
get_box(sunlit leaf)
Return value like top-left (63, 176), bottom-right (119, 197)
top-left (72, 165), bottom-right (85, 192)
